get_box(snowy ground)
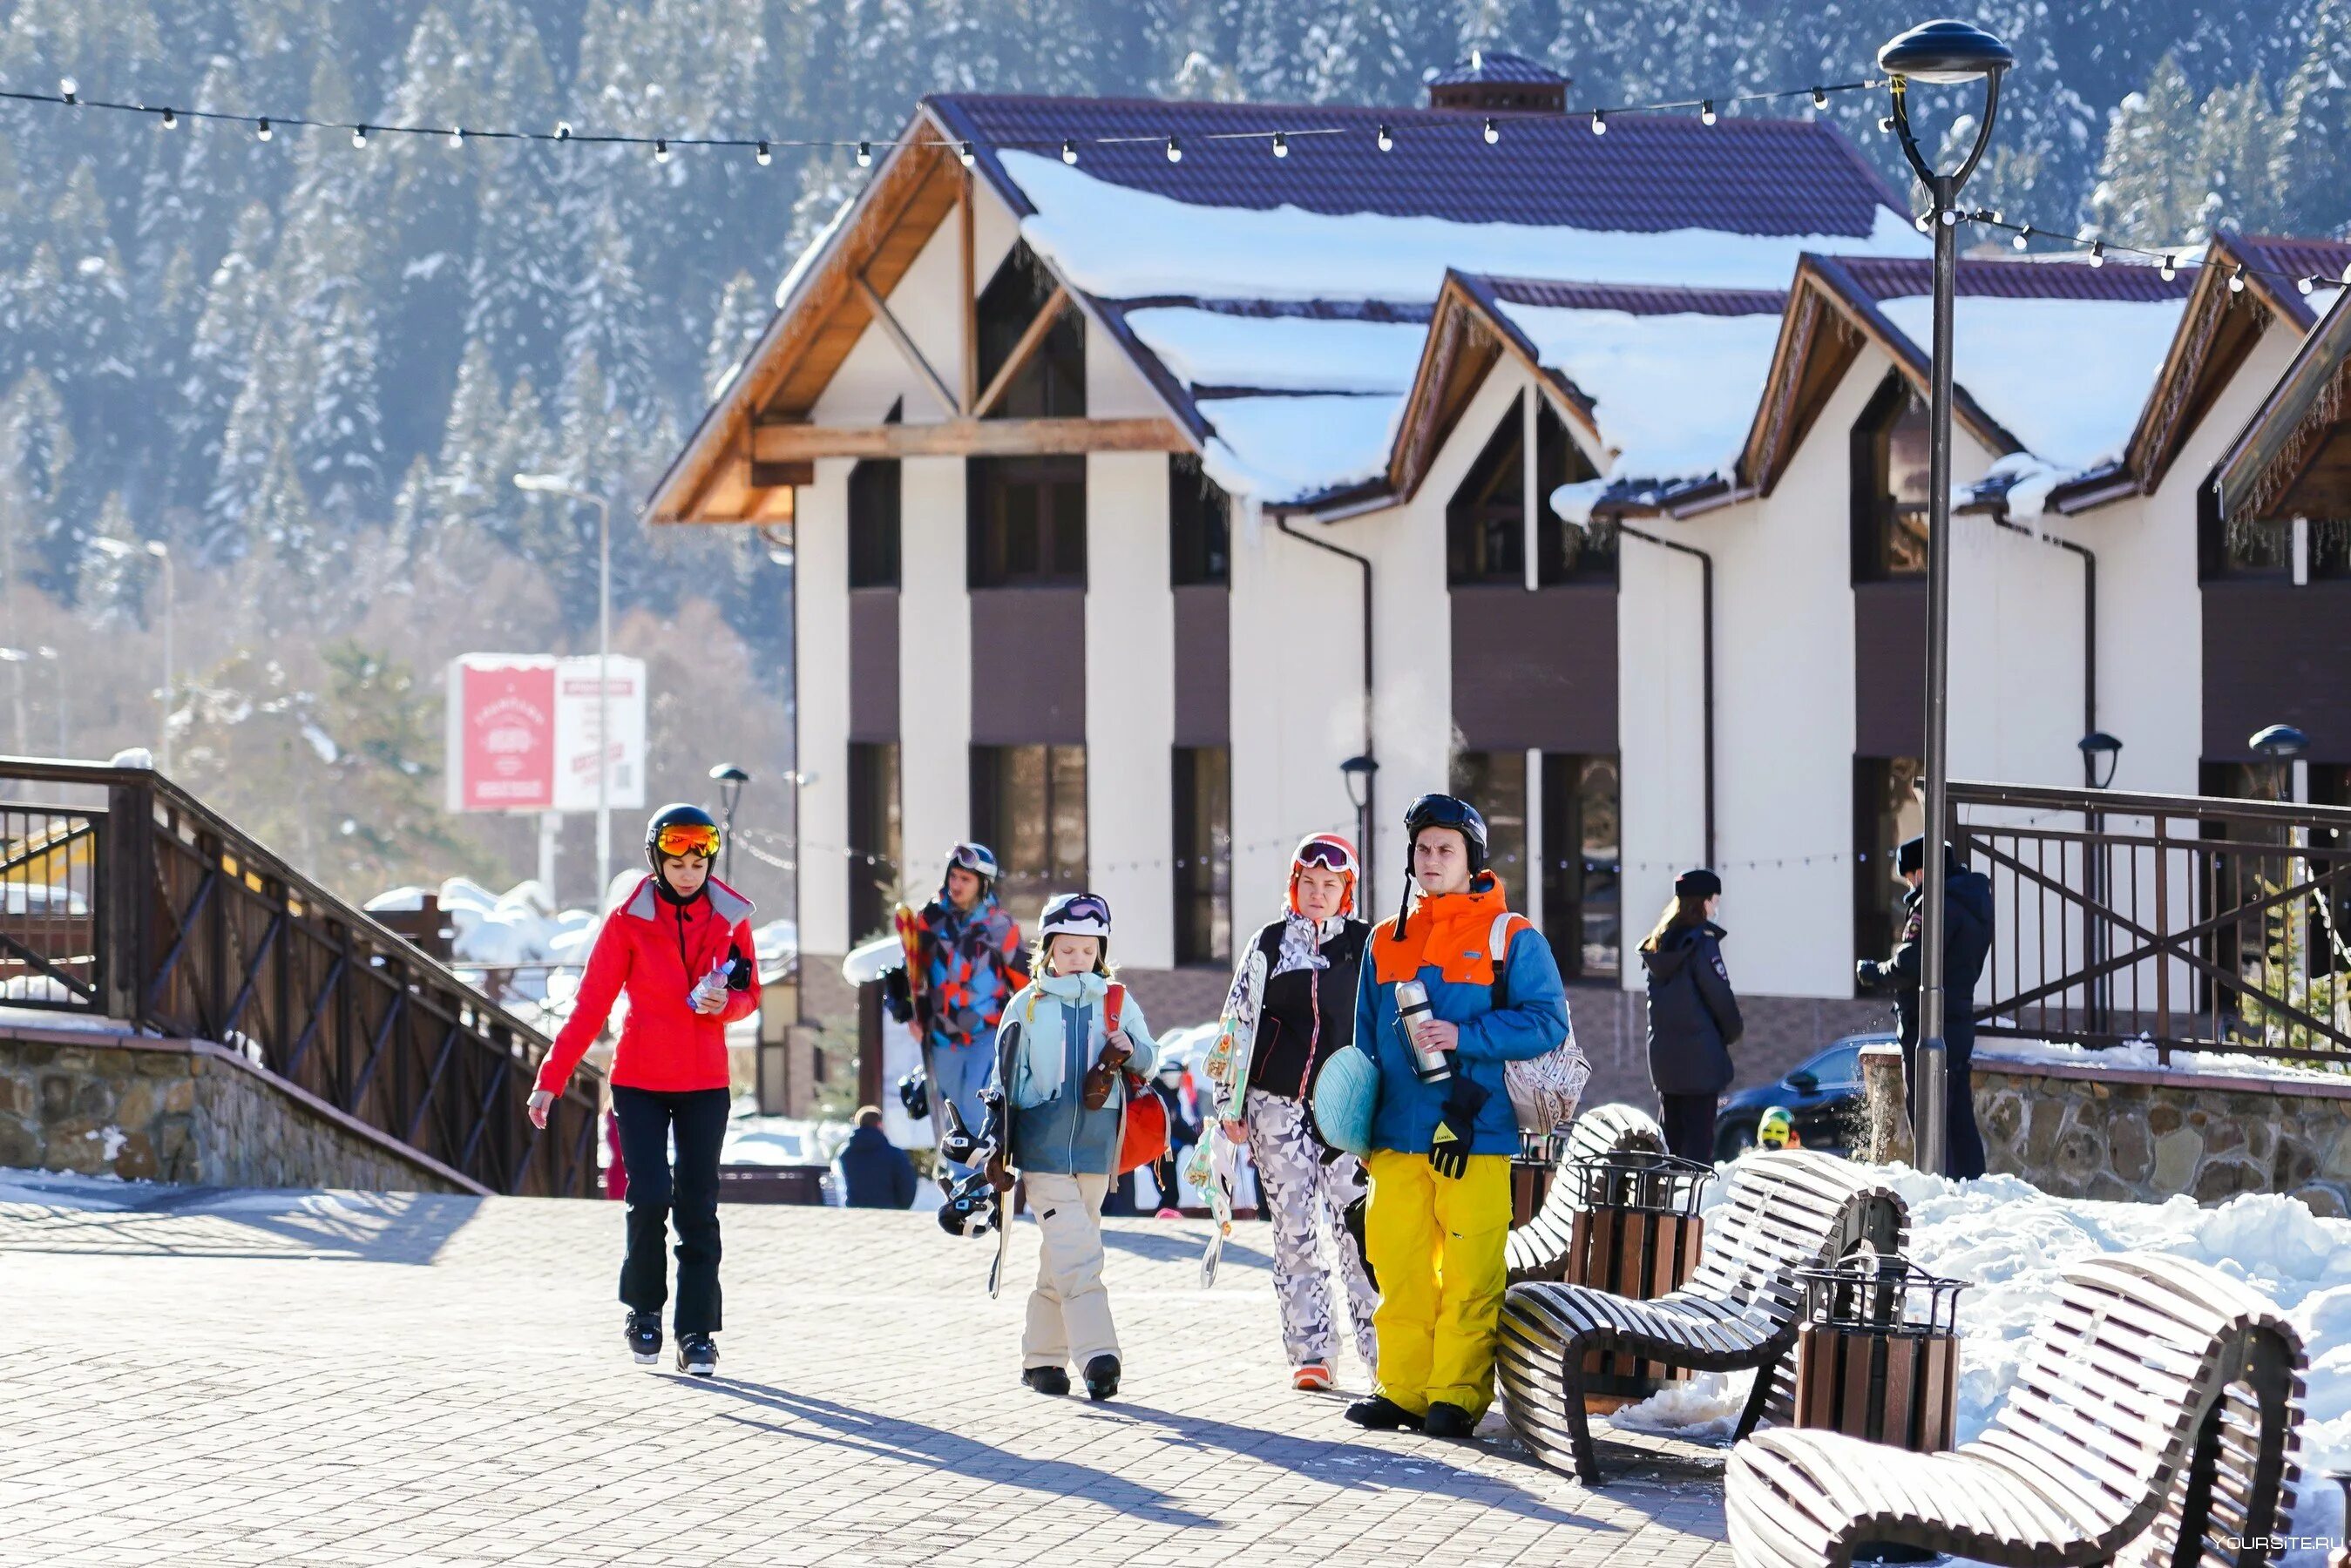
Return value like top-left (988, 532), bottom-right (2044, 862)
top-left (1609, 1158), bottom-right (2350, 1568)
top-left (1978, 1034), bottom-right (2351, 1085)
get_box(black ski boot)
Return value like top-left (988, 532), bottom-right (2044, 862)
top-left (675, 1333), bottom-right (718, 1377)
top-left (1422, 1402), bottom-right (1474, 1438)
top-left (625, 1311), bottom-right (661, 1367)
top-left (1344, 1396), bottom-right (1423, 1430)
top-left (1082, 1354), bottom-right (1121, 1402)
top-left (1021, 1366), bottom-right (1071, 1396)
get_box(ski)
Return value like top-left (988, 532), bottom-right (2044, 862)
top-left (1187, 1126), bottom-right (1237, 1288)
top-left (984, 1017), bottom-right (1022, 1299)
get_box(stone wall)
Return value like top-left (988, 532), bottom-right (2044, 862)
top-left (1972, 1056), bottom-right (2351, 1216)
top-left (0, 1025), bottom-right (480, 1193)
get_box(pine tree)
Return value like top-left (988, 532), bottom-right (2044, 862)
top-left (0, 369), bottom-right (72, 597)
top-left (175, 202), bottom-right (276, 508)
top-left (2087, 53), bottom-right (2205, 245)
top-left (2192, 74), bottom-right (2287, 240)
top-left (2273, 0), bottom-right (2351, 237)
top-left (292, 289), bottom-right (387, 513)
top-left (703, 269), bottom-right (770, 399)
top-left (73, 490), bottom-right (144, 623)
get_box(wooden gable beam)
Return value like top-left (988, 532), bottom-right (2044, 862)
top-left (850, 274), bottom-right (960, 419)
top-left (752, 416), bottom-right (1189, 462)
top-left (959, 164), bottom-right (979, 414)
top-left (973, 285), bottom-right (1071, 418)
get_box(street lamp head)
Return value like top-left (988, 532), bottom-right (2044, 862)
top-left (1877, 18), bottom-right (2016, 84)
top-left (2250, 723), bottom-right (2308, 760)
top-left (1338, 754), bottom-right (1379, 808)
top-left (709, 764), bottom-right (751, 786)
top-left (2078, 730), bottom-right (2123, 789)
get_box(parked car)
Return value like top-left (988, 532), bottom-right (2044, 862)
top-left (1714, 1031), bottom-right (1892, 1159)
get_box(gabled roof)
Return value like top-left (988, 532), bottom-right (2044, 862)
top-left (1740, 252), bottom-right (2195, 500)
top-left (2061, 232), bottom-right (2351, 512)
top-left (2214, 292), bottom-right (2351, 524)
top-left (1428, 50), bottom-right (1567, 88)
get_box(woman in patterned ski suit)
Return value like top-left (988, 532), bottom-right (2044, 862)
top-left (1203, 834), bottom-right (1379, 1391)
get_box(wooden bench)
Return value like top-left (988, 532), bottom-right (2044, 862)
top-left (1499, 1148), bottom-right (1907, 1483)
top-left (1726, 1251), bottom-right (2307, 1568)
top-left (1506, 1103), bottom-right (1668, 1285)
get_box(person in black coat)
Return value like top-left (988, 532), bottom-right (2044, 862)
top-left (1858, 837), bottom-right (1995, 1179)
top-left (1640, 868), bottom-right (1745, 1163)
top-left (839, 1105), bottom-right (918, 1209)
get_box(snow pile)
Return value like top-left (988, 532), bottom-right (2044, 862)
top-left (1979, 1034), bottom-right (2351, 1086)
top-left (1121, 308), bottom-right (1428, 395)
top-left (1200, 393), bottom-right (1403, 503)
top-left (1609, 1159), bottom-right (2351, 1567)
top-left (1003, 152), bottom-right (1928, 301)
top-left (1873, 294), bottom-right (2189, 474)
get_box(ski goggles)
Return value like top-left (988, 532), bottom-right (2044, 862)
top-left (1293, 835), bottom-right (1358, 873)
top-left (653, 822), bottom-right (722, 860)
top-left (1040, 892), bottom-right (1112, 936)
top-left (947, 841), bottom-right (999, 879)
top-left (1405, 793), bottom-right (1482, 833)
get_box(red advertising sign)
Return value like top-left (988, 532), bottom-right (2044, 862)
top-left (449, 659), bottom-right (557, 811)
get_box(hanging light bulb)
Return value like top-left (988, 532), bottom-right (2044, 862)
top-left (1940, 206), bottom-right (1957, 226)
top-left (1699, 99), bottom-right (1717, 125)
top-left (159, 106), bottom-right (177, 129)
top-left (58, 77), bottom-right (77, 105)
top-left (654, 138), bottom-right (670, 163)
top-left (352, 124), bottom-right (369, 147)
top-left (2012, 224), bottom-right (2032, 251)
top-left (1270, 131), bottom-right (1288, 158)
top-left (2300, 274), bottom-right (2317, 295)
top-left (1376, 123), bottom-right (1393, 152)
top-left (2088, 240), bottom-right (2106, 267)
top-left (2341, 261), bottom-right (2351, 286)
top-left (755, 139), bottom-right (771, 166)
top-left (1877, 115), bottom-right (1895, 134)
top-left (957, 140), bottom-right (973, 167)
top-left (1914, 210), bottom-right (1932, 233)
top-left (1060, 139), bottom-right (1077, 165)
top-left (448, 125), bottom-right (464, 148)
top-left (2229, 267), bottom-right (2246, 294)
top-left (255, 117), bottom-right (272, 141)
top-left (1589, 109), bottom-right (1606, 135)
top-left (1483, 116), bottom-right (1500, 144)
top-left (1165, 134), bottom-right (1182, 162)
top-left (2159, 254), bottom-right (2176, 281)
top-left (1811, 85), bottom-right (1829, 109)
top-left (556, 120), bottom-right (573, 139)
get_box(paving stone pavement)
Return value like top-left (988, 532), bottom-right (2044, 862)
top-left (1, 1173), bottom-right (1736, 1567)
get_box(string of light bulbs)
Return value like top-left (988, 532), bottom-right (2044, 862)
top-left (3, 71), bottom-right (1887, 171)
top-left (1928, 205), bottom-right (2351, 298)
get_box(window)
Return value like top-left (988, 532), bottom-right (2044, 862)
top-left (1450, 750), bottom-right (1531, 907)
top-left (1851, 376), bottom-right (1932, 582)
top-left (1853, 755), bottom-right (1923, 966)
top-left (1172, 747), bottom-right (1232, 964)
top-left (846, 742), bottom-right (902, 943)
top-left (977, 242), bottom-right (1084, 418)
top-left (1170, 454), bottom-right (1230, 586)
top-left (968, 456), bottom-right (1086, 588)
top-left (1542, 754), bottom-right (1621, 981)
top-left (847, 458), bottom-right (900, 589)
top-left (1448, 398), bottom-right (1526, 584)
top-left (970, 744), bottom-right (1087, 925)
top-left (1535, 398), bottom-right (1614, 583)
top-left (2314, 519), bottom-right (2351, 579)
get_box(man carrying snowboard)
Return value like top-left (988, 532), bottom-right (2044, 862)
top-left (905, 842), bottom-right (1026, 1178)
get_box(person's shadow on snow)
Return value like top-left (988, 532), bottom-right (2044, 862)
top-left (687, 1379), bottom-right (1218, 1528)
top-left (1094, 1401), bottom-right (1613, 1526)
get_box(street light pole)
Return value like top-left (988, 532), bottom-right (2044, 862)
top-left (709, 763), bottom-right (750, 885)
top-left (1879, 18), bottom-right (2012, 1177)
top-left (516, 475), bottom-right (614, 902)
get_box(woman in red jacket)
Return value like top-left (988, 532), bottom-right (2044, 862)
top-left (527, 803), bottom-right (760, 1376)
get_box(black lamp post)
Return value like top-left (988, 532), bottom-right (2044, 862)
top-left (2078, 731), bottom-right (2123, 1031)
top-left (2078, 731), bottom-right (2122, 790)
top-left (709, 763), bottom-right (750, 884)
top-left (1341, 754), bottom-right (1379, 913)
top-left (1878, 17), bottom-right (2014, 1178)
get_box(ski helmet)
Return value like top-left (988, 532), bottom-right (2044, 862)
top-left (897, 1069), bottom-right (930, 1123)
top-left (1287, 833), bottom-right (1359, 917)
top-left (941, 841), bottom-right (999, 897)
top-left (1757, 1105), bottom-right (1794, 1151)
top-left (645, 803), bottom-right (722, 869)
top-left (1039, 891), bottom-right (1112, 943)
top-left (1392, 794), bottom-right (1488, 931)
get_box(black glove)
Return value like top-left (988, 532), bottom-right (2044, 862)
top-left (1854, 959), bottom-right (1881, 993)
top-left (1429, 1074), bottom-right (1489, 1179)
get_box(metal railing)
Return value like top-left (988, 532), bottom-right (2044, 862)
top-left (1948, 781), bottom-right (2351, 1068)
top-left (0, 758), bottom-right (603, 1195)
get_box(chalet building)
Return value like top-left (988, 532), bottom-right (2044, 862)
top-left (647, 59), bottom-right (2351, 1105)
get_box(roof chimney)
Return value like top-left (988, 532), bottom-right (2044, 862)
top-left (1426, 50), bottom-right (1569, 113)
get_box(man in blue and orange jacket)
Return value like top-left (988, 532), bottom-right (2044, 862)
top-left (1346, 794), bottom-right (1568, 1439)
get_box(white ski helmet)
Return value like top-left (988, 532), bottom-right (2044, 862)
top-left (1038, 891), bottom-right (1112, 943)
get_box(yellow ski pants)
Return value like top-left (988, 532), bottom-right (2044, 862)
top-left (1363, 1147), bottom-right (1514, 1419)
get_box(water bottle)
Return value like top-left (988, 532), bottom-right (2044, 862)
top-left (1392, 979), bottom-right (1450, 1083)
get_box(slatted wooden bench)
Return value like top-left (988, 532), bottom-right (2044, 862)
top-left (1726, 1251), bottom-right (2307, 1568)
top-left (1506, 1103), bottom-right (1669, 1285)
top-left (1499, 1148), bottom-right (1907, 1484)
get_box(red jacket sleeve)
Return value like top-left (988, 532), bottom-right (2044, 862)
top-left (718, 917), bottom-right (762, 1025)
top-left (536, 914), bottom-right (633, 1094)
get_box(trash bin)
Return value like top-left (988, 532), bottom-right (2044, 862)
top-left (1510, 1129), bottom-right (1569, 1228)
top-left (1792, 1249), bottom-right (1965, 1450)
top-left (1563, 1149), bottom-right (1712, 1410)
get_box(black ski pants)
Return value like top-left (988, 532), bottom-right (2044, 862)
top-left (1659, 1092), bottom-right (1718, 1165)
top-left (613, 1085), bottom-right (730, 1335)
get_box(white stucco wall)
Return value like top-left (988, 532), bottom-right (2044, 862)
top-left (1087, 451), bottom-right (1177, 967)
top-left (896, 456), bottom-right (971, 901)
top-left (793, 461), bottom-right (853, 956)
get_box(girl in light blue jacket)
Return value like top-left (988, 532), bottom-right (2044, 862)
top-left (989, 892), bottom-right (1156, 1400)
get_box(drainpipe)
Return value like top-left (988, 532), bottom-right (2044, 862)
top-left (1276, 516), bottom-right (1375, 909)
top-left (1617, 523), bottom-right (1716, 868)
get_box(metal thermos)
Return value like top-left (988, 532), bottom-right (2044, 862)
top-left (1392, 979), bottom-right (1449, 1082)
